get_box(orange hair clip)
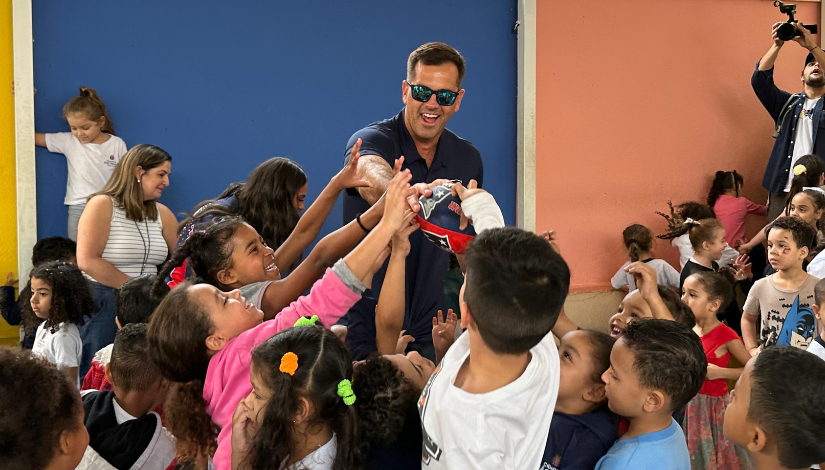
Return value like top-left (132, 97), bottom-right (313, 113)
top-left (280, 352), bottom-right (299, 376)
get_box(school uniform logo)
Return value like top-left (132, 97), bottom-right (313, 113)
top-left (104, 154), bottom-right (117, 167)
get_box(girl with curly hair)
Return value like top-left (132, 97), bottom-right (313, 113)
top-left (0, 347), bottom-right (89, 470)
top-left (27, 261), bottom-right (94, 388)
top-left (231, 325), bottom-right (358, 470)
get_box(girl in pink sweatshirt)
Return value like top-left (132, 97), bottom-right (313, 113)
top-left (146, 171), bottom-right (414, 470)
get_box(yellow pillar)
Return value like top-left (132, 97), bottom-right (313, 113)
top-left (0, 0), bottom-right (20, 346)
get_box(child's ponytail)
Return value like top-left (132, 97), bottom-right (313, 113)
top-left (622, 224), bottom-right (653, 262)
top-left (657, 201), bottom-right (716, 240)
top-left (787, 155), bottom-right (825, 209)
top-left (164, 380), bottom-right (218, 465)
top-left (707, 171), bottom-right (742, 208)
top-left (156, 217), bottom-right (246, 291)
top-left (62, 87), bottom-right (116, 135)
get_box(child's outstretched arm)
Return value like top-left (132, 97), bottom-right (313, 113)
top-left (260, 170), bottom-right (413, 318)
top-left (739, 211), bottom-right (783, 254)
top-left (375, 216), bottom-right (418, 355)
top-left (626, 261), bottom-right (674, 321)
top-left (272, 139), bottom-right (372, 273)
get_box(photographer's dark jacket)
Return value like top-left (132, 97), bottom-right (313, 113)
top-left (752, 62), bottom-right (825, 194)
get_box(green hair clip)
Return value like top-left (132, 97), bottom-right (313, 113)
top-left (293, 315), bottom-right (320, 327)
top-left (337, 379), bottom-right (356, 406)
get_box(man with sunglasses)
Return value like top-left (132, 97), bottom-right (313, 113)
top-left (340, 42), bottom-right (483, 363)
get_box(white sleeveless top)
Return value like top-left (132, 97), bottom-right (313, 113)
top-left (87, 200), bottom-right (167, 283)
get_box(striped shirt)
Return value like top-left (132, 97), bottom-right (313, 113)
top-left (87, 200), bottom-right (167, 282)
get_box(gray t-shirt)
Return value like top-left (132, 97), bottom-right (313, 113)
top-left (743, 274), bottom-right (820, 350)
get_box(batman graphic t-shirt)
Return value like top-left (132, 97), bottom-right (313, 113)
top-left (743, 275), bottom-right (821, 350)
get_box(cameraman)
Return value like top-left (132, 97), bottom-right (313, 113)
top-left (753, 21), bottom-right (825, 220)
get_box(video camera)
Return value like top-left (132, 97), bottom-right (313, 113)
top-left (774, 1), bottom-right (818, 41)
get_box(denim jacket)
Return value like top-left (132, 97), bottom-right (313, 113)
top-left (752, 62), bottom-right (825, 194)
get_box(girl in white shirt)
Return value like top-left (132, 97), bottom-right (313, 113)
top-left (611, 223), bottom-right (680, 292)
top-left (34, 87), bottom-right (127, 241)
top-left (28, 261), bottom-right (94, 388)
top-left (230, 325), bottom-right (357, 470)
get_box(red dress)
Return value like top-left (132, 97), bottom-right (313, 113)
top-left (683, 323), bottom-right (754, 470)
top-left (699, 323), bottom-right (741, 396)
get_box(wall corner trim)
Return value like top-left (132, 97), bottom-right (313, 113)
top-left (517, 0), bottom-right (536, 232)
top-left (12, 0), bottom-right (36, 279)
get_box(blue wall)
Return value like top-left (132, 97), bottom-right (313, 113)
top-left (33, 1), bottom-right (517, 241)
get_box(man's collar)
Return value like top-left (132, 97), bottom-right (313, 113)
top-left (398, 108), bottom-right (448, 169)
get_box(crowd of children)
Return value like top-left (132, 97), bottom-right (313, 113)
top-left (2, 87), bottom-right (825, 470)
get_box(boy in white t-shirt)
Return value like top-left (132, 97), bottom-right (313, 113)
top-left (34, 87), bottom-right (127, 241)
top-left (809, 278), bottom-right (825, 361)
top-left (419, 225), bottom-right (570, 469)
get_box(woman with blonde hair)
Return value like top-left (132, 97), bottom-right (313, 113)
top-left (76, 144), bottom-right (178, 378)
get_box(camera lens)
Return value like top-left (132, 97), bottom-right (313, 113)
top-left (777, 22), bottom-right (797, 41)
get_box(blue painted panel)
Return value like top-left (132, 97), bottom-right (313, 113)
top-left (33, 0), bottom-right (517, 240)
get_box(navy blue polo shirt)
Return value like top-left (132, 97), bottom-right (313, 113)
top-left (341, 109), bottom-right (483, 361)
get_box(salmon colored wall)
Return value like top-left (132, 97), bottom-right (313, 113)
top-left (536, 0), bottom-right (820, 291)
top-left (0, 0), bottom-right (19, 343)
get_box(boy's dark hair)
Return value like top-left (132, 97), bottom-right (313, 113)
top-left (463, 227), bottom-right (570, 354)
top-left (407, 42), bottom-right (466, 88)
top-left (581, 330), bottom-right (615, 385)
top-left (620, 319), bottom-right (707, 412)
top-left (117, 275), bottom-right (166, 326)
top-left (352, 355), bottom-right (421, 455)
top-left (814, 278), bottom-right (825, 305)
top-left (749, 346), bottom-right (825, 468)
top-left (766, 215), bottom-right (818, 251)
top-left (657, 286), bottom-right (696, 329)
top-left (28, 261), bottom-right (94, 333)
top-left (31, 237), bottom-right (76, 266)
top-left (111, 323), bottom-right (163, 393)
top-left (0, 347), bottom-right (83, 470)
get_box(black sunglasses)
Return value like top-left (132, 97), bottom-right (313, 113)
top-left (407, 83), bottom-right (459, 106)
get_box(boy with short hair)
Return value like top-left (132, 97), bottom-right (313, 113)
top-left (80, 323), bottom-right (174, 469)
top-left (596, 319), bottom-right (707, 470)
top-left (723, 346), bottom-right (825, 470)
top-left (83, 274), bottom-right (166, 391)
top-left (808, 278), bottom-right (825, 361)
top-left (419, 226), bottom-right (570, 469)
top-left (742, 216), bottom-right (820, 354)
